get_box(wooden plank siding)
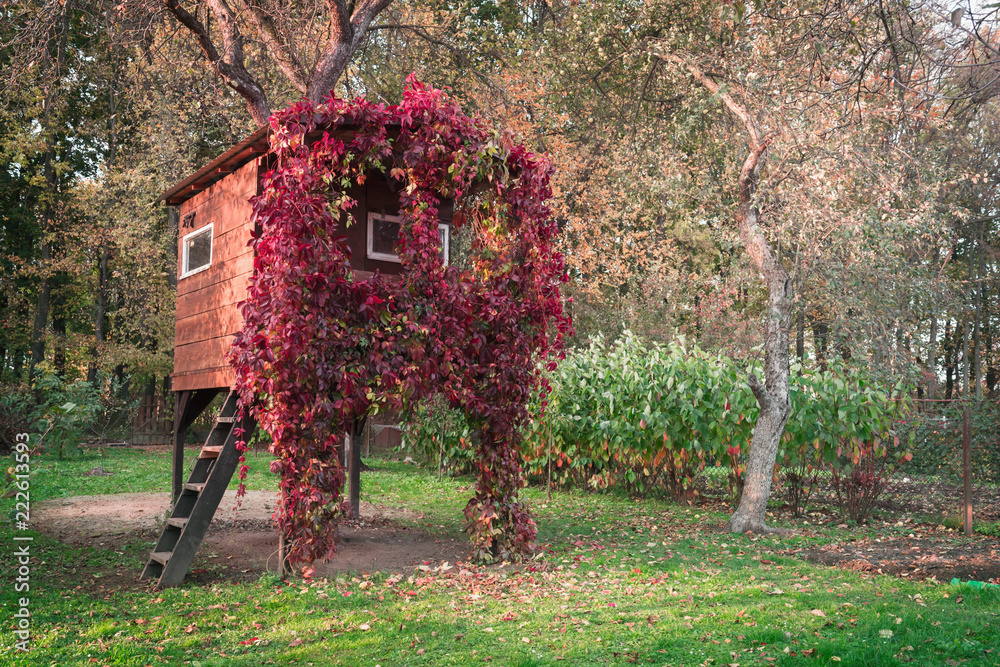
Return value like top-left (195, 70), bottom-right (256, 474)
top-left (172, 158), bottom-right (259, 391)
top-left (175, 304), bottom-right (247, 347)
top-left (173, 368), bottom-right (233, 393)
top-left (171, 144), bottom-right (455, 393)
top-left (174, 334), bottom-right (238, 374)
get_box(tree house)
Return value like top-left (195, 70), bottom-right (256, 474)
top-left (147, 125), bottom-right (452, 586)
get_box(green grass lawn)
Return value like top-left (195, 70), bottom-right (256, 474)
top-left (2, 447), bottom-right (999, 666)
top-left (19, 444), bottom-right (280, 500)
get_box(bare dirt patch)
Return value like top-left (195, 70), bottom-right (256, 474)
top-left (787, 529), bottom-right (1000, 584)
top-left (35, 490), bottom-right (472, 589)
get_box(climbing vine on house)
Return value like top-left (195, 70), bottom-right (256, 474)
top-left (227, 76), bottom-right (571, 569)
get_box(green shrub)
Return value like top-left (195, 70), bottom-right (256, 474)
top-left (0, 385), bottom-right (32, 455)
top-left (400, 394), bottom-right (476, 475)
top-left (521, 332), bottom-right (911, 512)
top-left (29, 366), bottom-right (138, 459)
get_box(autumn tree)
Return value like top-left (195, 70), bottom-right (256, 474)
top-left (0, 1), bottom-right (212, 387)
top-left (157, 0), bottom-right (397, 126)
top-left (375, 0), bottom-right (991, 531)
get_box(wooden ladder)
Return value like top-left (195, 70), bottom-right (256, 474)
top-left (141, 391), bottom-right (253, 587)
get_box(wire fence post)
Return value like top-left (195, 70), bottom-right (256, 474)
top-left (963, 402), bottom-right (973, 535)
top-left (547, 421), bottom-right (552, 502)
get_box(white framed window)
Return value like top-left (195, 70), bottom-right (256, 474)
top-left (181, 223), bottom-right (213, 278)
top-left (438, 223), bottom-right (450, 265)
top-left (366, 212), bottom-right (449, 265)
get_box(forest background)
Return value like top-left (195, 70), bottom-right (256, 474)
top-left (1, 0), bottom-right (999, 517)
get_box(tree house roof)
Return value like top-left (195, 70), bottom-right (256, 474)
top-left (159, 126), bottom-right (270, 206)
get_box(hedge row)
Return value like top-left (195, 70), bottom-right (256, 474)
top-left (403, 332), bottom-right (912, 519)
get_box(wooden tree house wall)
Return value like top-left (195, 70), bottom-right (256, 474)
top-left (159, 126), bottom-right (452, 505)
top-left (163, 126), bottom-right (453, 395)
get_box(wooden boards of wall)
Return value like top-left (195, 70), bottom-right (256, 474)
top-left (172, 159), bottom-right (258, 392)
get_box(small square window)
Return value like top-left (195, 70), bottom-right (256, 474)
top-left (438, 224), bottom-right (450, 265)
top-left (367, 213), bottom-right (449, 265)
top-left (181, 224), bottom-right (213, 278)
top-left (367, 213), bottom-right (401, 263)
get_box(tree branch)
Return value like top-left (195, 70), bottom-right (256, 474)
top-left (326, 0), bottom-right (352, 41)
top-left (163, 0), bottom-right (271, 126)
top-left (238, 0), bottom-right (309, 93)
top-left (655, 51), bottom-right (762, 147)
top-left (162, 0), bottom-right (222, 65)
top-left (747, 373), bottom-right (772, 412)
top-left (308, 0), bottom-right (395, 101)
top-left (351, 0), bottom-right (395, 33)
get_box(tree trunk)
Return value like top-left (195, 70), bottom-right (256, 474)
top-left (725, 229), bottom-right (792, 533)
top-left (87, 242), bottom-right (110, 384)
top-left (974, 221), bottom-right (985, 398)
top-left (964, 235), bottom-right (974, 398)
top-left (945, 317), bottom-right (954, 399)
top-left (811, 318), bottom-right (828, 370)
top-left (167, 208), bottom-right (180, 291)
top-left (656, 53), bottom-right (792, 534)
top-left (52, 305), bottom-right (67, 378)
top-left (29, 240), bottom-right (52, 384)
top-left (986, 289), bottom-right (996, 397)
top-left (928, 311), bottom-right (938, 400)
top-left (13, 349), bottom-right (24, 381)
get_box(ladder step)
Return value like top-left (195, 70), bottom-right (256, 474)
top-left (142, 389), bottom-right (255, 587)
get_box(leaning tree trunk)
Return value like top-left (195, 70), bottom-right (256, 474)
top-left (660, 53), bottom-right (793, 534)
top-left (724, 140), bottom-right (793, 534)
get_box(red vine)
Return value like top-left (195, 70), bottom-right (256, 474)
top-left (228, 76), bottom-right (571, 567)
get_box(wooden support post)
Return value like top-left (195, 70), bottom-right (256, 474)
top-left (172, 391), bottom-right (191, 504)
top-left (171, 388), bottom-right (222, 505)
top-left (963, 403), bottom-right (973, 535)
top-left (349, 419), bottom-right (363, 520)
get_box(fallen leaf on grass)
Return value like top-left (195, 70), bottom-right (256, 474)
top-left (289, 638), bottom-right (303, 647)
top-left (810, 609), bottom-right (826, 617)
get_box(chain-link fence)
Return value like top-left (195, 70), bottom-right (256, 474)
top-left (886, 398), bottom-right (1000, 530)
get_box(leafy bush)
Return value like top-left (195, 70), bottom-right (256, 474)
top-left (782, 366), bottom-right (910, 520)
top-left (29, 366), bottom-right (139, 460)
top-left (31, 367), bottom-right (102, 458)
top-left (522, 333), bottom-right (745, 501)
top-left (831, 437), bottom-right (911, 523)
top-left (522, 332), bottom-right (911, 514)
top-left (400, 395), bottom-right (476, 475)
top-left (0, 386), bottom-right (32, 455)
